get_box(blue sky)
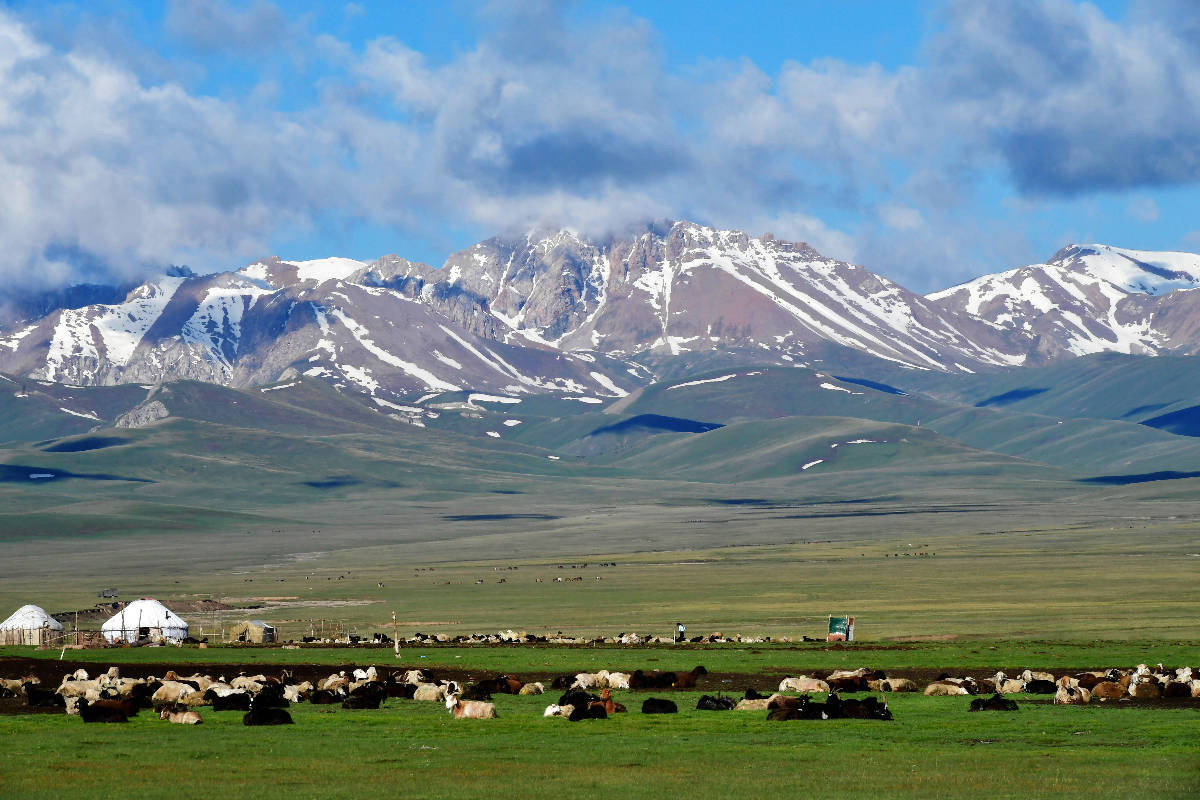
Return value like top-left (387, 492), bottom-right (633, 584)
top-left (1, 0), bottom-right (1196, 294)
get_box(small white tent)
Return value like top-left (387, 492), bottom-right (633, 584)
top-left (101, 598), bottom-right (189, 643)
top-left (0, 604), bottom-right (64, 645)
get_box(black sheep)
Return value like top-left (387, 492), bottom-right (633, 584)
top-left (696, 695), bottom-right (736, 711)
top-left (208, 691), bottom-right (253, 711)
top-left (341, 693), bottom-right (383, 709)
top-left (969, 694), bottom-right (1019, 712)
top-left (308, 689), bottom-right (343, 705)
top-left (76, 699), bottom-right (128, 723)
top-left (460, 684), bottom-right (494, 702)
top-left (557, 689), bottom-right (598, 708)
top-left (23, 683), bottom-right (64, 709)
top-left (569, 704), bottom-right (607, 721)
top-left (840, 696), bottom-right (893, 720)
top-left (641, 697), bottom-right (677, 714)
top-left (243, 699), bottom-right (293, 725)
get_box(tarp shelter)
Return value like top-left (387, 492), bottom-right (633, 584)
top-left (827, 615), bottom-right (856, 642)
top-left (229, 620), bottom-right (276, 643)
top-left (101, 598), bottom-right (189, 643)
top-left (0, 604), bottom-right (64, 645)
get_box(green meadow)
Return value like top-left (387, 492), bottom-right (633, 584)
top-left (1, 684), bottom-right (1196, 800)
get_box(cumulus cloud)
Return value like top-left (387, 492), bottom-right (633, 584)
top-left (1, 0), bottom-right (1198, 298)
top-left (0, 8), bottom-right (342, 292)
top-left (929, 0), bottom-right (1200, 195)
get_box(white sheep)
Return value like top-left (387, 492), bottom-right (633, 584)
top-left (778, 676), bottom-right (830, 693)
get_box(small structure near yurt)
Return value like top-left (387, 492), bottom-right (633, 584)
top-left (0, 605), bottom-right (65, 645)
top-left (101, 598), bottom-right (188, 644)
top-left (229, 620), bottom-right (276, 643)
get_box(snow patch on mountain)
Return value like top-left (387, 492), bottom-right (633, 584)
top-left (331, 309), bottom-right (460, 392)
top-left (290, 257), bottom-right (366, 284)
top-left (668, 374), bottom-right (737, 390)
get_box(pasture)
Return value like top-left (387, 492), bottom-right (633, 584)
top-left (1, 663), bottom-right (1196, 800)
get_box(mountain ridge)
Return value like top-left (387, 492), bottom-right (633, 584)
top-left (3, 223), bottom-right (1199, 406)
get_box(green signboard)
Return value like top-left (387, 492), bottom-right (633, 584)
top-left (827, 615), bottom-right (855, 641)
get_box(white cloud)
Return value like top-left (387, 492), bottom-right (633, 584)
top-left (2, 0), bottom-right (1198, 299)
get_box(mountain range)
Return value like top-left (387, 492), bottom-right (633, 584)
top-left (3, 221), bottom-right (1200, 412)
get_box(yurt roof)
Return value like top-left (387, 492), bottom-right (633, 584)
top-left (101, 598), bottom-right (188, 632)
top-left (0, 604), bottom-right (64, 631)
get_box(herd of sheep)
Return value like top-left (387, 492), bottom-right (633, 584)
top-left (1, 660), bottom-right (1195, 727)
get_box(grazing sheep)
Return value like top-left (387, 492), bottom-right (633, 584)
top-left (243, 700), bottom-right (293, 726)
top-left (778, 676), bottom-right (831, 693)
top-left (969, 694), bottom-right (1019, 712)
top-left (641, 698), bottom-right (677, 714)
top-left (76, 699), bottom-right (129, 723)
top-left (543, 703), bottom-right (574, 718)
top-left (160, 706), bottom-right (203, 724)
top-left (696, 695), bottom-right (736, 711)
top-left (23, 683), bottom-right (65, 708)
top-left (231, 674), bottom-right (268, 692)
top-left (413, 683), bottom-right (447, 702)
top-left (308, 689), bottom-right (344, 705)
top-left (208, 691), bottom-right (252, 711)
top-left (518, 682), bottom-right (545, 696)
top-left (151, 681), bottom-right (196, 706)
top-left (733, 698), bottom-right (771, 711)
top-left (605, 672), bottom-right (632, 690)
top-left (569, 703), bottom-right (607, 721)
top-left (993, 672), bottom-right (1027, 694)
top-left (1091, 681), bottom-right (1125, 700)
top-left (401, 669), bottom-right (427, 685)
top-left (1054, 685), bottom-right (1092, 705)
top-left (445, 695), bottom-right (497, 719)
top-left (924, 681), bottom-right (971, 697)
top-left (342, 693), bottom-right (384, 710)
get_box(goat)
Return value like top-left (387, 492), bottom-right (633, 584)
top-left (445, 694), bottom-right (497, 719)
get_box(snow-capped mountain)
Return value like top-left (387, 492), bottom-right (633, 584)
top-left (0, 256), bottom-right (640, 403)
top-left (4, 226), bottom-right (1200, 409)
top-left (437, 221), bottom-right (1024, 370)
top-left (928, 244), bottom-right (1200, 360)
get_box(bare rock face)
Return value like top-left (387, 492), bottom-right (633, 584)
top-left (115, 400), bottom-right (169, 428)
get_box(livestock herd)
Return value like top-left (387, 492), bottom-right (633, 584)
top-left (1, 660), bottom-right (1196, 727)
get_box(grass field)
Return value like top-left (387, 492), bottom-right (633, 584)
top-left (3, 362), bottom-right (1200, 797)
top-left (1, 679), bottom-right (1197, 800)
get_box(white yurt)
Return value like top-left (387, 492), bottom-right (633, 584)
top-left (101, 598), bottom-right (189, 643)
top-left (0, 604), bottom-right (64, 645)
